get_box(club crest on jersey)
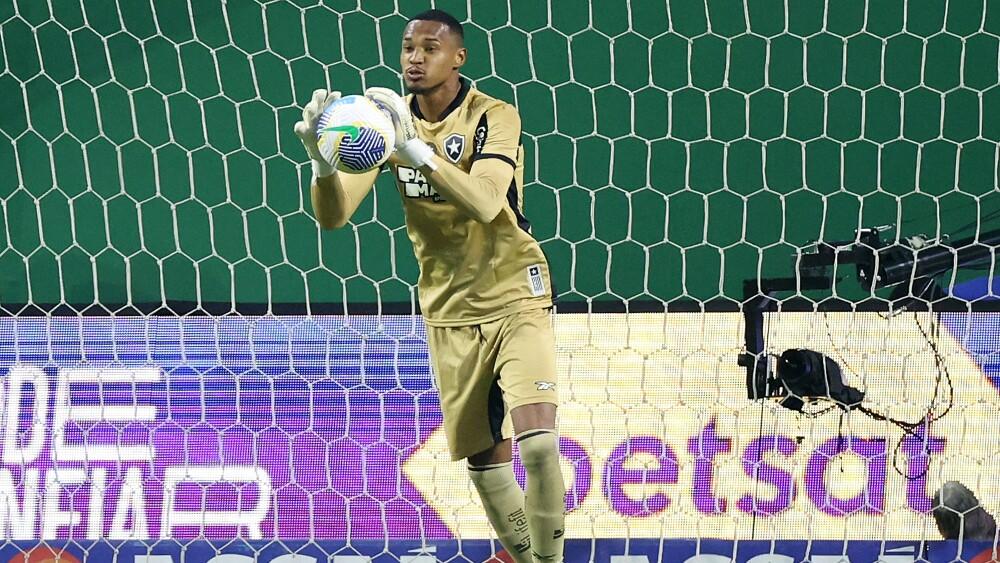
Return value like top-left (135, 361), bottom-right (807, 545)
top-left (443, 133), bottom-right (465, 163)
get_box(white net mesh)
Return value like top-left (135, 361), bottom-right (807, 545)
top-left (0, 0), bottom-right (998, 561)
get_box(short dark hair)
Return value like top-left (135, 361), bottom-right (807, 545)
top-left (409, 9), bottom-right (464, 41)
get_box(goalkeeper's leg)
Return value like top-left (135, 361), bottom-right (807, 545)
top-left (468, 416), bottom-right (566, 563)
top-left (511, 405), bottom-right (565, 563)
top-left (495, 308), bottom-right (565, 562)
top-left (469, 441), bottom-right (533, 563)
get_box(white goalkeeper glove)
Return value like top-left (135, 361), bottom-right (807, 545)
top-left (294, 88), bottom-right (341, 178)
top-left (364, 87), bottom-right (437, 171)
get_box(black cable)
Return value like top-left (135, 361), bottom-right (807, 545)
top-left (950, 210), bottom-right (1000, 239)
top-left (900, 201), bottom-right (1000, 239)
top-left (819, 311), bottom-right (954, 480)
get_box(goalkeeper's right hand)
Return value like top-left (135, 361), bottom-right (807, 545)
top-left (365, 87), bottom-right (437, 172)
top-left (294, 88), bottom-right (340, 178)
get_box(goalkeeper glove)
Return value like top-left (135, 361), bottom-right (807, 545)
top-left (364, 87), bottom-right (437, 171)
top-left (294, 88), bottom-right (341, 178)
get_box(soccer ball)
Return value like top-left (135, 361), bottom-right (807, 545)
top-left (316, 95), bottom-right (395, 174)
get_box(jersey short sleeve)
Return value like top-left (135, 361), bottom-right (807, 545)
top-left (470, 103), bottom-right (521, 169)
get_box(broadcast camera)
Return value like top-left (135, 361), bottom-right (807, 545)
top-left (738, 225), bottom-right (1000, 409)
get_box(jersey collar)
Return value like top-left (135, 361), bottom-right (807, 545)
top-left (410, 77), bottom-right (470, 122)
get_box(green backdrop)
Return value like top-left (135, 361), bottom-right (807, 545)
top-left (1, 0), bottom-right (997, 311)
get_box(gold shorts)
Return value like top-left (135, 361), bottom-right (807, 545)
top-left (426, 307), bottom-right (559, 461)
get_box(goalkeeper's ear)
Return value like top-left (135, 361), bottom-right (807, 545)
top-left (452, 47), bottom-right (466, 70)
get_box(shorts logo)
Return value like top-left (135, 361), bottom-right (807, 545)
top-left (443, 133), bottom-right (465, 163)
top-left (535, 381), bottom-right (556, 391)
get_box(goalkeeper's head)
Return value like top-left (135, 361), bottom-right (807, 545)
top-left (401, 9), bottom-right (466, 95)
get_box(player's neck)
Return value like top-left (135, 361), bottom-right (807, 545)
top-left (414, 76), bottom-right (463, 122)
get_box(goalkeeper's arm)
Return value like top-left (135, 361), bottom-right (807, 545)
top-left (295, 88), bottom-right (380, 230)
top-left (421, 157), bottom-right (512, 224)
top-left (310, 169), bottom-right (379, 230)
top-left (365, 87), bottom-right (520, 225)
top-left (421, 101), bottom-right (520, 224)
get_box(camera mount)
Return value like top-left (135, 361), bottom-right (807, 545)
top-left (739, 225), bottom-right (999, 406)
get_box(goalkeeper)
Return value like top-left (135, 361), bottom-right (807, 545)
top-left (294, 9), bottom-right (565, 563)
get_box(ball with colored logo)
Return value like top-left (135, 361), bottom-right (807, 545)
top-left (316, 95), bottom-right (395, 173)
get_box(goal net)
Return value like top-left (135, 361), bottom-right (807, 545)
top-left (0, 0), bottom-right (998, 561)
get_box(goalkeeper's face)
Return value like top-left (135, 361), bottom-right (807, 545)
top-left (401, 20), bottom-right (466, 94)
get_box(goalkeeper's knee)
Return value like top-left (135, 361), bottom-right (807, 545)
top-left (517, 429), bottom-right (560, 471)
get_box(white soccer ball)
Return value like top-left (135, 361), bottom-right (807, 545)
top-left (316, 95), bottom-right (395, 174)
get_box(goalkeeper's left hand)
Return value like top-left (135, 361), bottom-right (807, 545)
top-left (364, 87), bottom-right (437, 171)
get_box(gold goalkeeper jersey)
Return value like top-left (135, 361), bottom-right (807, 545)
top-left (389, 79), bottom-right (553, 327)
